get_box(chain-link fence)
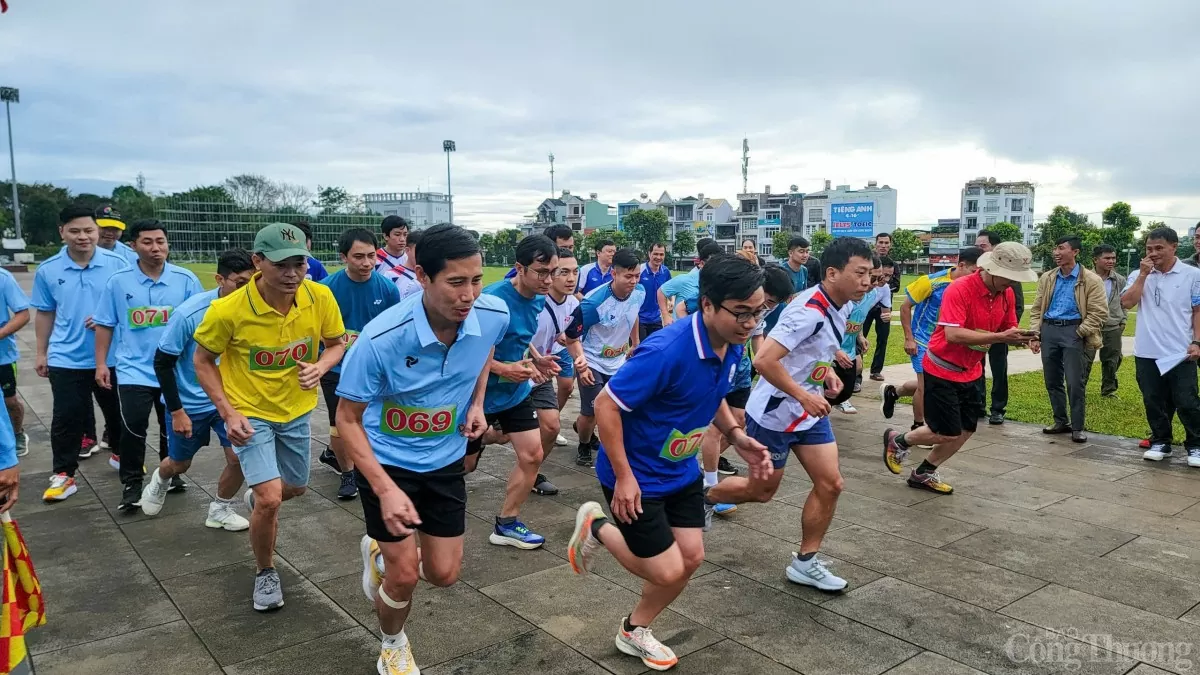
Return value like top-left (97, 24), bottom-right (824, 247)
top-left (156, 197), bottom-right (381, 263)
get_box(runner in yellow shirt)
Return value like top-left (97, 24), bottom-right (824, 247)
top-left (194, 223), bottom-right (346, 612)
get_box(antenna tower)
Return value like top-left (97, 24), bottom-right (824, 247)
top-left (549, 153), bottom-right (555, 196)
top-left (741, 138), bottom-right (749, 194)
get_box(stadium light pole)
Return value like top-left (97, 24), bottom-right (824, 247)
top-left (1, 87), bottom-right (19, 239)
top-left (443, 140), bottom-right (456, 225)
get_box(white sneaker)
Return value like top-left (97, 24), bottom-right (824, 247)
top-left (555, 433), bottom-right (569, 446)
top-left (1188, 448), bottom-right (1200, 468)
top-left (1143, 444), bottom-right (1172, 462)
top-left (243, 488), bottom-right (255, 512)
top-left (837, 401), bottom-right (857, 414)
top-left (139, 470), bottom-right (170, 516)
top-left (785, 552), bottom-right (848, 592)
top-left (205, 500), bottom-right (249, 531)
top-left (14, 433), bottom-right (28, 458)
top-left (615, 619), bottom-right (678, 671)
top-left (378, 633), bottom-right (419, 674)
top-left (360, 535), bottom-right (384, 602)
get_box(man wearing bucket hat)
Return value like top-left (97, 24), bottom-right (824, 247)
top-left (94, 205), bottom-right (139, 265)
top-left (882, 241), bottom-right (1037, 494)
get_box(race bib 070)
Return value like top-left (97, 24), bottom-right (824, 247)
top-left (380, 402), bottom-right (456, 438)
top-left (128, 306), bottom-right (172, 330)
top-left (805, 361), bottom-right (833, 387)
top-left (249, 337), bottom-right (314, 371)
top-left (659, 426), bottom-right (706, 462)
top-left (599, 343), bottom-right (630, 359)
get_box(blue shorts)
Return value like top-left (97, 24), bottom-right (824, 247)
top-left (910, 345), bottom-right (927, 374)
top-left (747, 415), bottom-right (836, 469)
top-left (234, 413), bottom-right (312, 488)
top-left (166, 408), bottom-right (231, 461)
top-left (555, 350), bottom-right (575, 378)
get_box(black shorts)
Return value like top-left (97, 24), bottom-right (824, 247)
top-left (0, 363), bottom-right (15, 399)
top-left (358, 460), bottom-right (467, 542)
top-left (465, 394), bottom-right (540, 455)
top-left (639, 322), bottom-right (663, 341)
top-left (922, 371), bottom-right (982, 437)
top-left (320, 371), bottom-right (341, 427)
top-left (724, 387), bottom-right (751, 410)
top-left (600, 477), bottom-right (705, 559)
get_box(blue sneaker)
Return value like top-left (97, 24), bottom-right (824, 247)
top-left (714, 503), bottom-right (737, 516)
top-left (488, 520), bottom-right (545, 550)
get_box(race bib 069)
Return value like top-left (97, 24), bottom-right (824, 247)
top-left (249, 337), bottom-right (314, 371)
top-left (380, 402), bottom-right (456, 438)
top-left (128, 306), bottom-right (172, 330)
top-left (805, 361), bottom-right (833, 387)
top-left (659, 427), bottom-right (706, 462)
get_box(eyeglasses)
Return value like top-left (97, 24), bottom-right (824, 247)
top-left (718, 304), bottom-right (769, 324)
top-left (521, 266), bottom-right (553, 281)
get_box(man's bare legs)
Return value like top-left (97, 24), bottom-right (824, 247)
top-left (793, 443), bottom-right (842, 555)
top-left (5, 395), bottom-right (23, 439)
top-left (374, 533), bottom-right (463, 667)
top-left (249, 478), bottom-right (306, 570)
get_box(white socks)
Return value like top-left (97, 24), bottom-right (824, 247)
top-left (381, 629), bottom-right (408, 650)
top-left (704, 471), bottom-right (718, 488)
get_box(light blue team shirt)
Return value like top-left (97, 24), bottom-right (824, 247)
top-left (0, 270), bottom-right (30, 366)
top-left (322, 270), bottom-right (402, 374)
top-left (1045, 263), bottom-right (1082, 321)
top-left (0, 392), bottom-right (16, 471)
top-left (481, 279), bottom-right (545, 414)
top-left (659, 267), bottom-right (701, 315)
top-left (158, 288), bottom-right (221, 414)
top-left (31, 247), bottom-right (129, 369)
top-left (110, 241), bottom-right (139, 265)
top-left (574, 282), bottom-right (645, 376)
top-left (93, 262), bottom-right (204, 387)
top-left (336, 291), bottom-right (510, 472)
top-left (841, 287), bottom-right (884, 354)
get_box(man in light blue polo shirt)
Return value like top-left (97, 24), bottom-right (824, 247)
top-left (336, 224), bottom-right (504, 675)
top-left (33, 205), bottom-right (129, 503)
top-left (564, 254), bottom-right (771, 672)
top-left (0, 268), bottom-right (31, 458)
top-left (94, 219), bottom-right (203, 512)
top-left (656, 242), bottom-right (722, 323)
top-left (637, 242), bottom-right (671, 339)
top-left (139, 249), bottom-right (256, 530)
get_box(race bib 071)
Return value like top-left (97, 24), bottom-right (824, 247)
top-left (380, 402), bottom-right (456, 438)
top-left (128, 306), bottom-right (172, 330)
top-left (805, 361), bottom-right (833, 387)
top-left (249, 337), bottom-right (314, 371)
top-left (659, 427), bottom-right (706, 462)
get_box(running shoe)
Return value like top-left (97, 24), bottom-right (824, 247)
top-left (1188, 448), bottom-right (1200, 468)
top-left (717, 457), bottom-right (738, 476)
top-left (42, 473), bottom-right (77, 502)
top-left (1143, 444), bottom-right (1172, 462)
top-left (531, 473), bottom-right (559, 495)
top-left (575, 444), bottom-right (593, 468)
top-left (360, 535), bottom-right (383, 601)
top-left (100, 431), bottom-right (110, 450)
top-left (337, 471), bottom-right (359, 500)
top-left (555, 433), bottom-right (569, 447)
top-left (205, 500), bottom-right (249, 531)
top-left (852, 381), bottom-right (862, 394)
top-left (785, 553), bottom-right (847, 592)
top-left (318, 448), bottom-right (342, 474)
top-left (879, 384), bottom-right (899, 419)
top-left (252, 567), bottom-right (284, 611)
top-left (118, 482), bottom-right (142, 512)
top-left (615, 619), bottom-right (678, 671)
top-left (14, 432), bottom-right (28, 458)
top-left (78, 437), bottom-right (99, 459)
top-left (883, 429), bottom-right (908, 475)
top-left (108, 453), bottom-right (120, 471)
top-left (139, 470), bottom-right (170, 516)
top-left (907, 469), bottom-right (953, 494)
top-left (169, 475), bottom-right (188, 493)
top-left (837, 401), bottom-right (857, 414)
top-left (488, 520), bottom-right (545, 549)
top-left (1139, 438), bottom-right (1152, 449)
top-left (378, 633), bottom-right (419, 675)
top-left (714, 502), bottom-right (737, 516)
top-left (567, 501), bottom-right (606, 574)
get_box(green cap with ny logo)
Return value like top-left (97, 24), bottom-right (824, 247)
top-left (253, 223), bottom-right (310, 262)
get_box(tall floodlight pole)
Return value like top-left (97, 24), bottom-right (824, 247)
top-left (1, 87), bottom-right (19, 239)
top-left (443, 140), bottom-right (456, 225)
top-left (548, 152), bottom-right (555, 196)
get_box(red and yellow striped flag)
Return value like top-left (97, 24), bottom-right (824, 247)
top-left (0, 512), bottom-right (44, 673)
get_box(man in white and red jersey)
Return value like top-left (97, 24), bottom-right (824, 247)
top-left (375, 215), bottom-right (410, 282)
top-left (704, 237), bottom-right (875, 593)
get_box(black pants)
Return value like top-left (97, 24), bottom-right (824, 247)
top-left (117, 384), bottom-right (168, 487)
top-left (862, 306), bottom-right (891, 375)
top-left (975, 343), bottom-right (1010, 416)
top-left (48, 367), bottom-right (123, 477)
top-left (1136, 357), bottom-right (1200, 447)
top-left (639, 322), bottom-right (663, 341)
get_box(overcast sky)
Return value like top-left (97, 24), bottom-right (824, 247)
top-left (2, 0), bottom-right (1198, 231)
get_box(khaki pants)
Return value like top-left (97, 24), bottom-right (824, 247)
top-left (1083, 326), bottom-right (1123, 396)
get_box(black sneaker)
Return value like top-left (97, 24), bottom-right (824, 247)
top-left (988, 413), bottom-right (1005, 425)
top-left (880, 384), bottom-right (899, 419)
top-left (337, 471), bottom-right (358, 500)
top-left (119, 482), bottom-right (142, 511)
top-left (318, 448), bottom-right (342, 474)
top-left (575, 445), bottom-right (593, 468)
top-left (168, 475), bottom-right (188, 493)
top-left (531, 473), bottom-right (559, 495)
top-left (717, 457), bottom-right (738, 476)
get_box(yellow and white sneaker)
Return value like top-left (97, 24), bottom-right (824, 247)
top-left (42, 473), bottom-right (77, 502)
top-left (378, 633), bottom-right (419, 674)
top-left (360, 535), bottom-right (384, 602)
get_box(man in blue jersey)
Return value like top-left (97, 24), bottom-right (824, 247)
top-left (294, 221), bottom-right (329, 282)
top-left (504, 224), bottom-right (575, 281)
top-left (565, 248), bottom-right (645, 468)
top-left (95, 204), bottom-right (139, 265)
top-left (94, 219), bottom-right (204, 511)
top-left (338, 224), bottom-right (500, 675)
top-left (565, 254), bottom-right (771, 672)
top-left (576, 238), bottom-right (615, 298)
top-left (655, 242), bottom-right (723, 325)
top-left (637, 243), bottom-right (671, 339)
top-left (141, 249), bottom-right (256, 528)
top-left (317, 229), bottom-right (402, 500)
top-left (467, 234), bottom-right (560, 550)
top-left (34, 206), bottom-right (129, 502)
top-left (0, 268), bottom-right (31, 458)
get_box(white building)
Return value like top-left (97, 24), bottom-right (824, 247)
top-left (733, 185), bottom-right (806, 260)
top-left (801, 180), bottom-right (899, 241)
top-left (958, 178), bottom-right (1035, 245)
top-left (363, 192), bottom-right (451, 227)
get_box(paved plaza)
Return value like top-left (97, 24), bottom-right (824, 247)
top-left (7, 273), bottom-right (1200, 675)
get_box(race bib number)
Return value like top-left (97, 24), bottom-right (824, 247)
top-left (249, 337), bottom-right (313, 371)
top-left (659, 427), bottom-right (706, 462)
top-left (345, 330), bottom-right (360, 349)
top-left (599, 343), bottom-right (630, 359)
top-left (805, 361), bottom-right (833, 387)
top-left (381, 402), bottom-right (456, 438)
top-left (128, 306), bottom-right (172, 330)
top-left (845, 320), bottom-right (862, 336)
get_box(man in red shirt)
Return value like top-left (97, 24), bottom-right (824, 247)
top-left (882, 242), bottom-right (1038, 493)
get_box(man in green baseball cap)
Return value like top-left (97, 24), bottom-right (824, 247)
top-left (253, 222), bottom-right (311, 263)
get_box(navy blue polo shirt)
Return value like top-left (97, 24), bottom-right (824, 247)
top-left (596, 311), bottom-right (743, 497)
top-left (637, 263), bottom-right (672, 324)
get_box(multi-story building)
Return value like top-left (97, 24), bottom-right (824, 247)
top-left (362, 192), bottom-right (451, 227)
top-left (732, 185), bottom-right (806, 260)
top-left (959, 177), bottom-right (1035, 245)
top-left (617, 194), bottom-right (656, 229)
top-left (801, 180), bottom-right (899, 241)
top-left (524, 190), bottom-right (617, 235)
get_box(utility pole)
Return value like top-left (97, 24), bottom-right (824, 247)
top-left (548, 152), bottom-right (555, 196)
top-left (741, 137), bottom-right (749, 195)
top-left (443, 140), bottom-right (456, 224)
top-left (1, 87), bottom-right (19, 239)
